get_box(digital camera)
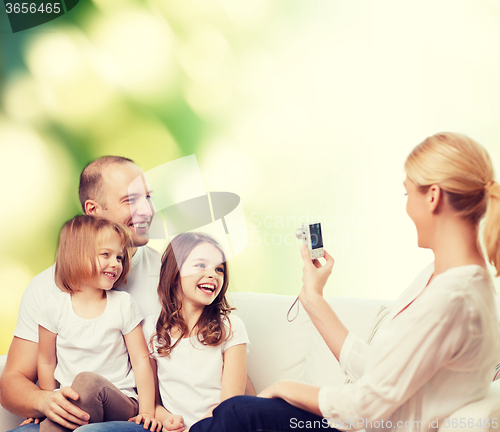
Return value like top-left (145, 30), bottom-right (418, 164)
top-left (296, 222), bottom-right (324, 259)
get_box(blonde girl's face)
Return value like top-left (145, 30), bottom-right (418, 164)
top-left (91, 229), bottom-right (124, 291)
top-left (179, 242), bottom-right (225, 309)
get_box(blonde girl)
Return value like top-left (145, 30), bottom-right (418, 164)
top-left (144, 233), bottom-right (249, 431)
top-left (190, 132), bottom-right (500, 432)
top-left (33, 215), bottom-right (160, 432)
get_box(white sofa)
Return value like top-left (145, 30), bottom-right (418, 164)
top-left (1, 292), bottom-right (500, 432)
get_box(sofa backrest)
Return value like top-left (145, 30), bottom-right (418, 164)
top-left (228, 292), bottom-right (314, 393)
top-left (304, 297), bottom-right (392, 388)
top-left (229, 292), bottom-right (390, 393)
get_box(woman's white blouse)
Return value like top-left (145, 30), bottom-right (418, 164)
top-left (318, 264), bottom-right (500, 432)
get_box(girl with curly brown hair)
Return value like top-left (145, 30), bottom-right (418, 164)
top-left (143, 233), bottom-right (249, 432)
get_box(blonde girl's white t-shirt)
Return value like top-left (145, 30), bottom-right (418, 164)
top-left (15, 245), bottom-right (160, 343)
top-left (36, 290), bottom-right (144, 398)
top-left (143, 314), bottom-right (250, 428)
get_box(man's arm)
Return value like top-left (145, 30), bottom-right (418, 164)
top-left (0, 337), bottom-right (41, 417)
top-left (37, 326), bottom-right (57, 391)
top-left (0, 336), bottom-right (90, 429)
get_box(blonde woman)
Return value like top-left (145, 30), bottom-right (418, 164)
top-left (190, 132), bottom-right (500, 432)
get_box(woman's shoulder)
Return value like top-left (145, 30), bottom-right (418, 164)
top-left (432, 265), bottom-right (493, 296)
top-left (422, 265), bottom-right (495, 319)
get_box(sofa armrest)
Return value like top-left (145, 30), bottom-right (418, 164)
top-left (438, 381), bottom-right (500, 432)
top-left (0, 354), bottom-right (26, 432)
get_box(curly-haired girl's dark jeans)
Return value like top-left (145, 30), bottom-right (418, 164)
top-left (191, 396), bottom-right (338, 432)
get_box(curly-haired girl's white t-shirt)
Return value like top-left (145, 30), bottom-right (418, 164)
top-left (36, 290), bottom-right (143, 398)
top-left (143, 314), bottom-right (249, 428)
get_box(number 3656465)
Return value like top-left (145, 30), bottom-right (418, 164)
top-left (5, 3), bottom-right (62, 13)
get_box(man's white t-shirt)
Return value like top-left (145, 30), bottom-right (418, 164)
top-left (14, 245), bottom-right (161, 343)
top-left (36, 290), bottom-right (142, 398)
top-left (143, 314), bottom-right (250, 428)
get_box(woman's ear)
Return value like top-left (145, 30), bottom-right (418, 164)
top-left (428, 184), bottom-right (442, 213)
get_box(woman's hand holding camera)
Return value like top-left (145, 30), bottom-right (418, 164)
top-left (299, 245), bottom-right (334, 304)
top-left (298, 245), bottom-right (347, 361)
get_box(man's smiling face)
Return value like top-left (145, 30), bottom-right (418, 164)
top-left (96, 162), bottom-right (155, 248)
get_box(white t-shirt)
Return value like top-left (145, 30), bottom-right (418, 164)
top-left (143, 314), bottom-right (249, 428)
top-left (36, 290), bottom-right (143, 398)
top-left (14, 245), bottom-right (161, 343)
top-left (319, 264), bottom-right (500, 432)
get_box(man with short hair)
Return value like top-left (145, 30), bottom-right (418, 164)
top-left (0, 156), bottom-right (161, 431)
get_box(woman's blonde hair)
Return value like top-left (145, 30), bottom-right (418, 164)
top-left (405, 132), bottom-right (500, 275)
top-left (55, 215), bottom-right (132, 293)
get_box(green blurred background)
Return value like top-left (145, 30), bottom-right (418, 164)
top-left (1, 0), bottom-right (500, 355)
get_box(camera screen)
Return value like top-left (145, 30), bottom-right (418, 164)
top-left (309, 223), bottom-right (323, 249)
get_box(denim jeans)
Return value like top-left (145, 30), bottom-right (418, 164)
top-left (8, 424), bottom-right (41, 432)
top-left (9, 422), bottom-right (146, 432)
top-left (190, 396), bottom-right (338, 432)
